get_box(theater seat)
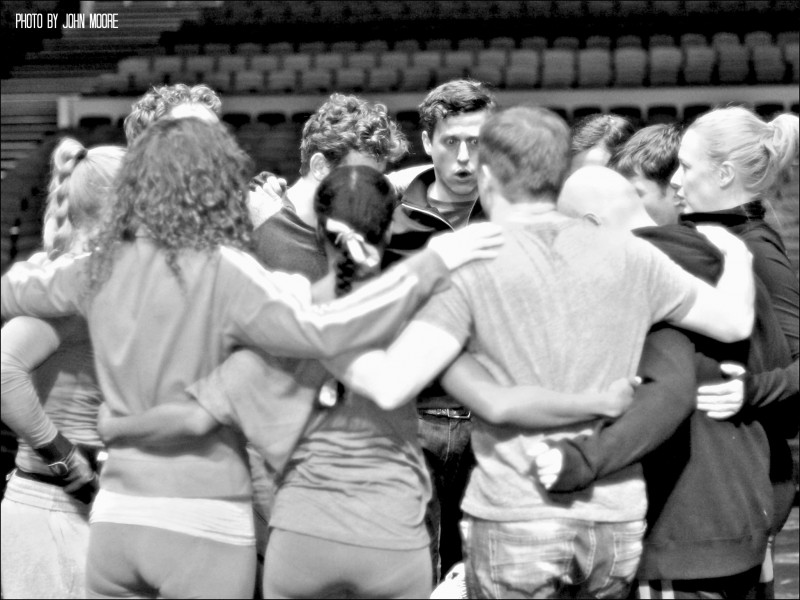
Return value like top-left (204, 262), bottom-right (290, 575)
top-left (365, 67), bottom-right (399, 92)
top-left (348, 52), bottom-right (378, 70)
top-left (717, 44), bottom-right (750, 84)
top-left (647, 105), bottom-right (679, 125)
top-left (683, 45), bottom-right (716, 85)
top-left (577, 49), bottom-right (612, 88)
top-left (234, 71), bottom-right (265, 94)
top-left (649, 46), bottom-right (682, 86)
top-left (335, 67), bottom-right (366, 91)
top-left (752, 45), bottom-right (786, 83)
top-left (298, 69), bottom-right (333, 93)
top-left (613, 47), bottom-right (647, 87)
top-left (469, 64), bottom-right (504, 87)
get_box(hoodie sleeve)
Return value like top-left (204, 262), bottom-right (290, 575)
top-left (547, 325), bottom-right (698, 493)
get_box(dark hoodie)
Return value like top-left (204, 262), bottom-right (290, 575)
top-left (548, 222), bottom-right (789, 580)
top-left (383, 166), bottom-right (484, 411)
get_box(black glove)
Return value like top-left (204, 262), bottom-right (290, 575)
top-left (35, 432), bottom-right (98, 504)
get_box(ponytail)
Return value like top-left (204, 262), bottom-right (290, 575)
top-left (767, 113), bottom-right (799, 175)
top-left (44, 138), bottom-right (125, 259)
top-left (690, 106), bottom-right (799, 199)
top-left (46, 138), bottom-right (85, 258)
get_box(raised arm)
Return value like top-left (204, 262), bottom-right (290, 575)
top-left (440, 353), bottom-right (635, 427)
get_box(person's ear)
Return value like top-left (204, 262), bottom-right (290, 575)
top-left (584, 213), bottom-right (602, 226)
top-left (717, 161), bottom-right (736, 188)
top-left (309, 152), bottom-right (331, 182)
top-left (421, 131), bottom-right (432, 157)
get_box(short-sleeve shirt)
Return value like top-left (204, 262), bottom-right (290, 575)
top-left (195, 352), bottom-right (431, 551)
top-left (415, 216), bottom-right (698, 523)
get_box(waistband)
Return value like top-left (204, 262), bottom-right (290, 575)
top-left (418, 407), bottom-right (472, 420)
top-left (3, 471), bottom-right (91, 514)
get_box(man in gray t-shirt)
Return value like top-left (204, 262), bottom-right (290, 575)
top-left (329, 106), bottom-right (755, 599)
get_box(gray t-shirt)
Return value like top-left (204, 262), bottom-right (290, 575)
top-left (415, 217), bottom-right (698, 523)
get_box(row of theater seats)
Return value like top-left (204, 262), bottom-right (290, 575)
top-left (95, 39), bottom-right (799, 95)
top-left (170, 30), bottom-right (800, 55)
top-left (200, 0), bottom-right (794, 28)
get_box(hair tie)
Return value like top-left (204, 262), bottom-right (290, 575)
top-left (325, 217), bottom-right (381, 271)
top-left (75, 148), bottom-right (88, 162)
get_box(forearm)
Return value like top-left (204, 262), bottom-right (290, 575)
top-left (101, 402), bottom-right (215, 447)
top-left (327, 321), bottom-right (463, 411)
top-left (745, 359), bottom-right (799, 410)
top-left (548, 327), bottom-right (697, 492)
top-left (1, 353), bottom-right (58, 447)
top-left (441, 353), bottom-right (614, 427)
top-left (240, 249), bottom-right (449, 360)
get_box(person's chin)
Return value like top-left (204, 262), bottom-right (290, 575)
top-left (447, 178), bottom-right (477, 196)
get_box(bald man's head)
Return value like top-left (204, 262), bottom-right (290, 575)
top-left (557, 166), bottom-right (652, 230)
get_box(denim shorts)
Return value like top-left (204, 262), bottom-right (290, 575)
top-left (462, 515), bottom-right (646, 599)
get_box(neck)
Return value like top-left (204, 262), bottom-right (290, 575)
top-left (286, 176), bottom-right (320, 227)
top-left (429, 177), bottom-right (478, 206)
top-left (625, 209), bottom-right (657, 231)
top-left (490, 196), bottom-right (562, 224)
top-left (700, 187), bottom-right (754, 213)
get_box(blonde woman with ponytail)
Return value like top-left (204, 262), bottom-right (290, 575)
top-left (0, 138), bottom-right (124, 599)
top-left (671, 106), bottom-right (799, 598)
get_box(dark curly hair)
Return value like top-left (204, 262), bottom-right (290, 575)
top-left (299, 94), bottom-right (408, 175)
top-left (418, 79), bottom-right (497, 137)
top-left (123, 83), bottom-right (222, 144)
top-left (89, 117), bottom-right (253, 291)
top-left (314, 166), bottom-right (397, 297)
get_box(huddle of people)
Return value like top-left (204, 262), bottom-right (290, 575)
top-left (0, 77), bottom-right (796, 600)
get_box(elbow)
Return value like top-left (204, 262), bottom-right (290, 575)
top-left (724, 308), bottom-right (755, 343)
top-left (369, 381), bottom-right (411, 411)
top-left (477, 403), bottom-right (507, 426)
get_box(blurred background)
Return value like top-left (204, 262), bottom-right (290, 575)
top-left (1, 1), bottom-right (798, 595)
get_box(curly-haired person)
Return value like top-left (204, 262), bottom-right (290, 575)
top-left (253, 93), bottom-right (409, 282)
top-left (0, 116), bottom-right (503, 599)
top-left (122, 82), bottom-right (222, 144)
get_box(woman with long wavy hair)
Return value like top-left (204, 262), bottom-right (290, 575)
top-left (1, 138), bottom-right (124, 599)
top-left (1, 116), bottom-right (502, 599)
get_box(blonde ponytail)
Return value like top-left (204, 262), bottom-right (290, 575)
top-left (689, 106), bottom-right (798, 199)
top-left (44, 138), bottom-right (125, 258)
top-left (767, 113), bottom-right (800, 175)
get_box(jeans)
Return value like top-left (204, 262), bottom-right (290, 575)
top-left (461, 516), bottom-right (646, 599)
top-left (418, 411), bottom-right (475, 582)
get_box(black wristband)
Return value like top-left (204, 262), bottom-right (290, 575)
top-left (33, 431), bottom-right (74, 464)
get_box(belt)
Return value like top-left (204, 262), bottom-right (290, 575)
top-left (418, 407), bottom-right (472, 420)
top-left (12, 468), bottom-right (71, 487)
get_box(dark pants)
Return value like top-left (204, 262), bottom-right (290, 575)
top-left (418, 409), bottom-right (475, 583)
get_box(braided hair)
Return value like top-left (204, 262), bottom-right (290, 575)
top-left (314, 165), bottom-right (397, 297)
top-left (44, 138), bottom-right (125, 259)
